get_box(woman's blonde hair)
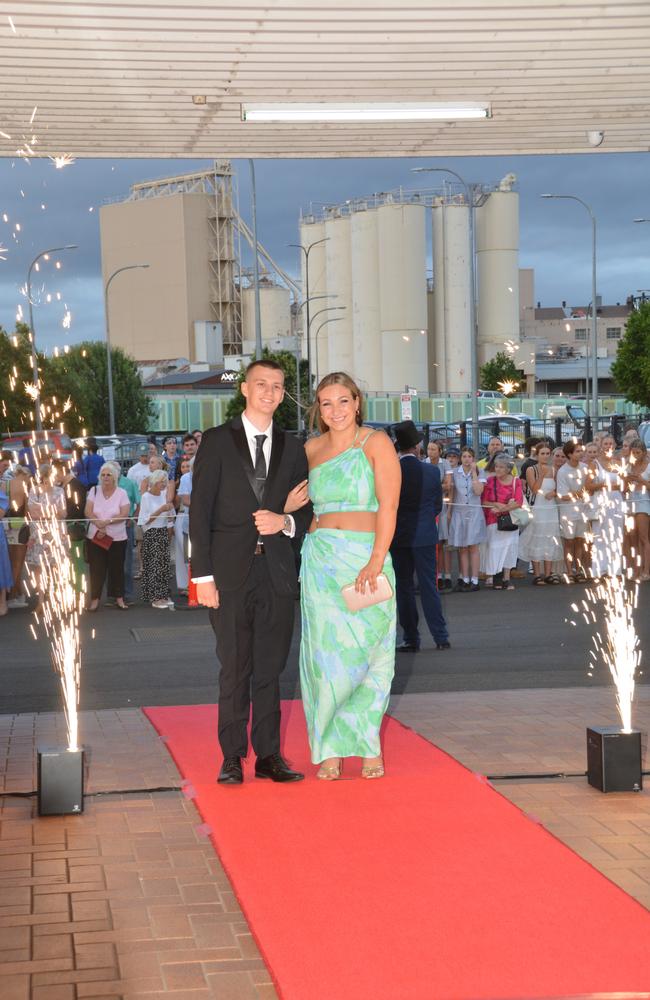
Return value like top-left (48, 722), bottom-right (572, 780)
top-left (149, 469), bottom-right (169, 489)
top-left (98, 463), bottom-right (119, 486)
top-left (309, 371), bottom-right (365, 434)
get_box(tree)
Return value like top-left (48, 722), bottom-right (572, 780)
top-left (611, 302), bottom-right (650, 407)
top-left (480, 351), bottom-right (524, 393)
top-left (46, 341), bottom-right (155, 435)
top-left (0, 322), bottom-right (88, 434)
top-left (0, 323), bottom-right (41, 433)
top-left (224, 348), bottom-right (311, 431)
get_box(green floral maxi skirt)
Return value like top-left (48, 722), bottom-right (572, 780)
top-left (299, 529), bottom-right (396, 763)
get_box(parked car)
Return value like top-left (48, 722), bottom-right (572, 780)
top-left (366, 421), bottom-right (461, 451)
top-left (1, 429), bottom-right (75, 465)
top-left (476, 389), bottom-right (505, 399)
top-left (464, 414), bottom-right (529, 455)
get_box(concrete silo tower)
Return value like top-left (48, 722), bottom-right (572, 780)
top-left (475, 176), bottom-right (520, 365)
top-left (324, 213), bottom-right (354, 378)
top-left (431, 198), bottom-right (473, 394)
top-left (377, 201), bottom-right (428, 393)
top-left (350, 206), bottom-right (381, 391)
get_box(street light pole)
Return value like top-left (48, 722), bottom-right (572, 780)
top-left (104, 264), bottom-right (150, 435)
top-left (412, 166), bottom-right (479, 446)
top-left (542, 194), bottom-right (599, 426)
top-left (289, 237), bottom-right (329, 395)
top-left (313, 316), bottom-right (343, 387)
top-left (26, 244), bottom-right (78, 431)
top-left (307, 305), bottom-right (346, 397)
top-left (248, 159), bottom-right (263, 360)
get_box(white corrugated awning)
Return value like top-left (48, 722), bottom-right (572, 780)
top-left (1, 0), bottom-right (648, 159)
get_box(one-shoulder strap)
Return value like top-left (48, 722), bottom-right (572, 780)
top-left (359, 428), bottom-right (376, 448)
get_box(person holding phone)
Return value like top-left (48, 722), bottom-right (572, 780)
top-left (446, 447), bottom-right (486, 591)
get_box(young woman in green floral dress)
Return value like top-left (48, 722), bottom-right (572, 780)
top-left (299, 372), bottom-right (401, 780)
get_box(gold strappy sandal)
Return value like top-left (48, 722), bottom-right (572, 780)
top-left (316, 758), bottom-right (343, 780)
top-left (361, 756), bottom-right (384, 779)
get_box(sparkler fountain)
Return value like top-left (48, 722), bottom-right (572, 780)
top-left (579, 471), bottom-right (645, 792)
top-left (25, 431), bottom-right (86, 814)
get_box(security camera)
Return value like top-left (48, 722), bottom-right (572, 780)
top-left (587, 130), bottom-right (604, 147)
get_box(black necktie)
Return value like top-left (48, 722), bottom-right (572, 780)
top-left (253, 434), bottom-right (267, 503)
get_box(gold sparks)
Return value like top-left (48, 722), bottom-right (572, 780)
top-left (498, 379), bottom-right (518, 396)
top-left (23, 381), bottom-right (39, 401)
top-left (27, 487), bottom-right (82, 750)
top-left (62, 309), bottom-right (72, 329)
top-left (49, 153), bottom-right (76, 170)
top-left (7, 15), bottom-right (16, 33)
top-left (0, 242), bottom-right (7, 261)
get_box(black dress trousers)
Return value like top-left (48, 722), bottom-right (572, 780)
top-left (209, 553), bottom-right (295, 759)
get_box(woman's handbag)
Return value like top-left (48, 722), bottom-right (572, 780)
top-left (88, 532), bottom-right (113, 550)
top-left (492, 477), bottom-right (522, 531)
top-left (341, 573), bottom-right (393, 612)
top-left (511, 503), bottom-right (531, 528)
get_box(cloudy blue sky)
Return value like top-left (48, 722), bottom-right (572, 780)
top-left (0, 151), bottom-right (649, 354)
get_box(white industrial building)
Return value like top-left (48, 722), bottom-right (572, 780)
top-left (100, 163), bottom-right (522, 393)
top-left (299, 176), bottom-right (520, 394)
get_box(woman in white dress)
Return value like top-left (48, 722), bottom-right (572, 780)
top-left (623, 438), bottom-right (650, 580)
top-left (447, 447), bottom-right (486, 592)
top-left (481, 455), bottom-right (524, 590)
top-left (518, 442), bottom-right (564, 585)
top-left (586, 434), bottom-right (625, 579)
top-left (556, 440), bottom-right (589, 582)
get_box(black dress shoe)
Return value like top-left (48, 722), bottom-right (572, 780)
top-left (255, 753), bottom-right (304, 783)
top-left (396, 642), bottom-right (419, 652)
top-left (217, 756), bottom-right (243, 785)
top-left (436, 641), bottom-right (452, 650)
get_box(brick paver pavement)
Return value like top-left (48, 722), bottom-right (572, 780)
top-left (390, 687), bottom-right (650, 911)
top-left (0, 691), bottom-right (648, 997)
top-left (0, 710), bottom-right (277, 1000)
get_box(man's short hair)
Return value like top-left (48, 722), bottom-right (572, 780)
top-left (1, 450), bottom-right (12, 462)
top-left (244, 359), bottom-right (284, 380)
top-left (182, 433), bottom-right (196, 445)
top-left (162, 435), bottom-right (176, 447)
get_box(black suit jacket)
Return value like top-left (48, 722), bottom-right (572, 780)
top-left (391, 456), bottom-right (442, 549)
top-left (189, 416), bottom-right (312, 596)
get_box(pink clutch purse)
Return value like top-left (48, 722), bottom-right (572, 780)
top-left (341, 573), bottom-right (393, 612)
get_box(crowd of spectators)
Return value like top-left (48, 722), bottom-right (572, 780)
top-left (1, 421), bottom-right (646, 617)
top-left (427, 426), bottom-right (649, 591)
top-left (0, 430), bottom-right (202, 615)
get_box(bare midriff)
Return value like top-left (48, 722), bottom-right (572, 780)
top-left (309, 511), bottom-right (377, 534)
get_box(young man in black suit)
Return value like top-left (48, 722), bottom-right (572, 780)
top-left (190, 360), bottom-right (312, 784)
top-left (390, 420), bottom-right (450, 653)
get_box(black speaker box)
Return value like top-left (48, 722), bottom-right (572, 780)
top-left (37, 747), bottom-right (85, 815)
top-left (586, 727), bottom-right (643, 793)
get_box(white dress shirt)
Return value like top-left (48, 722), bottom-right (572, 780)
top-left (192, 413), bottom-right (295, 584)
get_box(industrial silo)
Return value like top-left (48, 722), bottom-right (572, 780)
top-left (475, 181), bottom-right (520, 365)
top-left (377, 202), bottom-right (428, 393)
top-left (241, 280), bottom-right (292, 352)
top-left (350, 207), bottom-right (381, 392)
top-left (324, 213), bottom-right (354, 378)
top-left (432, 200), bottom-right (473, 394)
top-left (298, 218), bottom-right (328, 385)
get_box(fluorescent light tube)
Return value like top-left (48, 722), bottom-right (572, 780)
top-left (241, 102), bottom-right (491, 123)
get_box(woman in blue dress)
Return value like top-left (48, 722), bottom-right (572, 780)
top-left (0, 488), bottom-right (14, 615)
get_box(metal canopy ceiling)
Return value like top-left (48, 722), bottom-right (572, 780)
top-left (1, 0), bottom-right (649, 159)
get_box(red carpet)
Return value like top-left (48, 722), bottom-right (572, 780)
top-left (144, 702), bottom-right (650, 1000)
